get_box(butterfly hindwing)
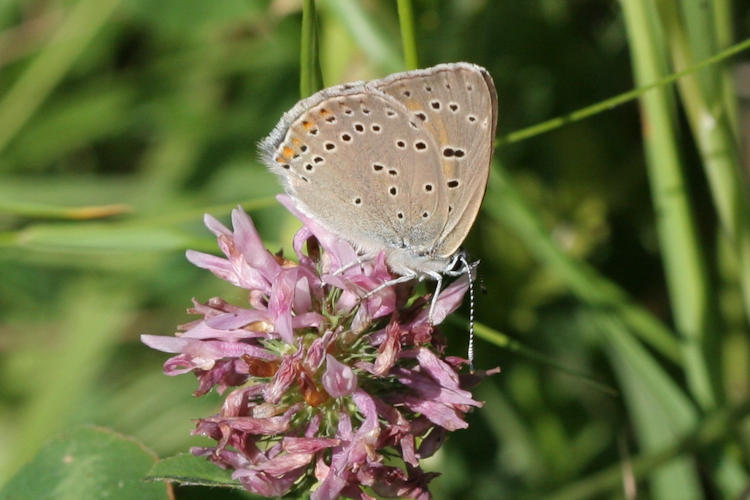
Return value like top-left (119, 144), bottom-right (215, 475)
top-left (372, 63), bottom-right (497, 258)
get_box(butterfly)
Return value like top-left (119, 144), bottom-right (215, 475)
top-left (260, 63), bottom-right (497, 330)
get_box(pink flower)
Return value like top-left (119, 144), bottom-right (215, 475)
top-left (141, 197), bottom-right (496, 499)
top-left (322, 354), bottom-right (358, 397)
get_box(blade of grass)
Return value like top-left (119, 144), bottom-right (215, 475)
top-left (322, 0), bottom-right (402, 74)
top-left (0, 197), bottom-right (278, 254)
top-left (396, 0), bottom-right (418, 69)
top-left (657, 0), bottom-right (750, 490)
top-left (711, 0), bottom-right (739, 135)
top-left (475, 383), bottom-right (545, 482)
top-left (0, 201), bottom-right (132, 220)
top-left (549, 396), bottom-right (750, 500)
top-left (596, 310), bottom-right (700, 498)
top-left (658, 0), bottom-right (750, 327)
top-left (0, 0), bottom-right (121, 155)
top-left (448, 316), bottom-right (618, 396)
top-left (497, 37), bottom-right (750, 146)
top-left (621, 0), bottom-right (720, 411)
top-left (485, 166), bottom-right (681, 363)
top-left (300, 0), bottom-right (323, 97)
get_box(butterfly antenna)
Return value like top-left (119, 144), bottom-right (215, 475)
top-left (460, 253), bottom-right (476, 373)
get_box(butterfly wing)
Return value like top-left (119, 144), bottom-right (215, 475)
top-left (372, 63), bottom-right (498, 259)
top-left (259, 84), bottom-right (450, 258)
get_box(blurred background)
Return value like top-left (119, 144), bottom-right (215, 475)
top-left (2, 0), bottom-right (750, 498)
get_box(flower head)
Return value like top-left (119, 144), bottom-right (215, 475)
top-left (142, 196), bottom-right (495, 499)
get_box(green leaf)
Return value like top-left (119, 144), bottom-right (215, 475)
top-left (0, 200), bottom-right (131, 220)
top-left (0, 426), bottom-right (168, 500)
top-left (146, 453), bottom-right (241, 489)
top-left (595, 312), bottom-right (701, 498)
top-left (13, 222), bottom-right (192, 252)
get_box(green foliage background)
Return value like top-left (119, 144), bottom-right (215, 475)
top-left (2, 0), bottom-right (750, 498)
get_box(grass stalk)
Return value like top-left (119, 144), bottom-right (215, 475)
top-left (396, 0), bottom-right (419, 69)
top-left (658, 0), bottom-right (750, 327)
top-left (620, 0), bottom-right (720, 413)
top-left (460, 319), bottom-right (618, 396)
top-left (498, 37), bottom-right (750, 146)
top-left (711, 0), bottom-right (740, 134)
top-left (300, 0), bottom-right (323, 97)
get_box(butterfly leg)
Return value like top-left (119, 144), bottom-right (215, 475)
top-left (361, 273), bottom-right (417, 299)
top-left (426, 271), bottom-right (444, 324)
top-left (332, 253), bottom-right (374, 276)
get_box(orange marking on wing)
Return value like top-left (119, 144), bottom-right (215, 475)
top-left (282, 146), bottom-right (294, 159)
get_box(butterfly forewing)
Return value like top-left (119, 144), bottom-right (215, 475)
top-left (373, 63), bottom-right (497, 258)
top-left (262, 85), bottom-right (449, 256)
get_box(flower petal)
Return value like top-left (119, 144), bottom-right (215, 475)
top-left (268, 267), bottom-right (298, 344)
top-left (322, 354), bottom-right (358, 397)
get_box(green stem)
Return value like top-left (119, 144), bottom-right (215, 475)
top-left (497, 37), bottom-right (750, 146)
top-left (621, 0), bottom-right (719, 409)
top-left (711, 0), bottom-right (739, 135)
top-left (396, 0), bottom-right (419, 69)
top-left (658, 0), bottom-right (750, 327)
top-left (461, 319), bottom-right (618, 396)
top-left (300, 0), bottom-right (323, 98)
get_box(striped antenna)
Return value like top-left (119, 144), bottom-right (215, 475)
top-left (460, 253), bottom-right (477, 372)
